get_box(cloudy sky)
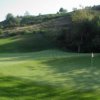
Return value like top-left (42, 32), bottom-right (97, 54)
top-left (0, 0), bottom-right (100, 21)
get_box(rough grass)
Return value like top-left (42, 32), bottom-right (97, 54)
top-left (0, 50), bottom-right (100, 100)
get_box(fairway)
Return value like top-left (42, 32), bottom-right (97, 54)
top-left (0, 50), bottom-right (100, 100)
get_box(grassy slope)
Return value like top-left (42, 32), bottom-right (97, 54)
top-left (0, 14), bottom-right (71, 53)
top-left (0, 50), bottom-right (100, 100)
top-left (0, 34), bottom-right (56, 53)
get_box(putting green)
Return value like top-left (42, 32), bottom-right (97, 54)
top-left (0, 50), bottom-right (100, 100)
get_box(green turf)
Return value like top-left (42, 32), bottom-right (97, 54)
top-left (0, 50), bottom-right (100, 100)
top-left (0, 34), bottom-right (55, 53)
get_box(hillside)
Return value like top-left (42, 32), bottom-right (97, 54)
top-left (2, 14), bottom-right (71, 34)
top-left (0, 13), bottom-right (72, 53)
top-left (0, 5), bottom-right (100, 53)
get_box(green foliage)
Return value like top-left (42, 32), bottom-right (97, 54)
top-left (57, 9), bottom-right (100, 52)
top-left (0, 29), bottom-right (3, 34)
top-left (6, 13), bottom-right (14, 20)
top-left (92, 16), bottom-right (100, 49)
top-left (0, 5), bottom-right (100, 53)
top-left (59, 8), bottom-right (67, 14)
top-left (4, 13), bottom-right (20, 28)
top-left (92, 5), bottom-right (100, 11)
top-left (71, 10), bottom-right (93, 23)
top-left (69, 9), bottom-right (100, 52)
top-left (0, 12), bottom-right (67, 28)
top-left (20, 14), bottom-right (63, 26)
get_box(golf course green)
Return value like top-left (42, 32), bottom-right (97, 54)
top-left (0, 50), bottom-right (100, 100)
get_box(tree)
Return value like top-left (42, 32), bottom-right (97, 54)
top-left (59, 8), bottom-right (67, 13)
top-left (71, 10), bottom-right (94, 52)
top-left (92, 16), bottom-right (100, 52)
top-left (0, 29), bottom-right (3, 34)
top-left (4, 13), bottom-right (20, 28)
top-left (6, 13), bottom-right (14, 20)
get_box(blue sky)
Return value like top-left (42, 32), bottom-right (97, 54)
top-left (0, 0), bottom-right (100, 21)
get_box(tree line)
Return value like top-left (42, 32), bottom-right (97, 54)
top-left (58, 7), bottom-right (100, 52)
top-left (0, 8), bottom-right (67, 29)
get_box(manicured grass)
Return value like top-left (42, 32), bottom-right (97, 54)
top-left (0, 50), bottom-right (100, 100)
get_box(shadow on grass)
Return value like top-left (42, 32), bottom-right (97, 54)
top-left (0, 76), bottom-right (98, 100)
top-left (42, 55), bottom-right (100, 72)
top-left (0, 53), bottom-right (100, 99)
top-left (41, 56), bottom-right (100, 99)
top-left (0, 34), bottom-right (55, 53)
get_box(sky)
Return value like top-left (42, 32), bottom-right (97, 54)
top-left (0, 0), bottom-right (100, 21)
